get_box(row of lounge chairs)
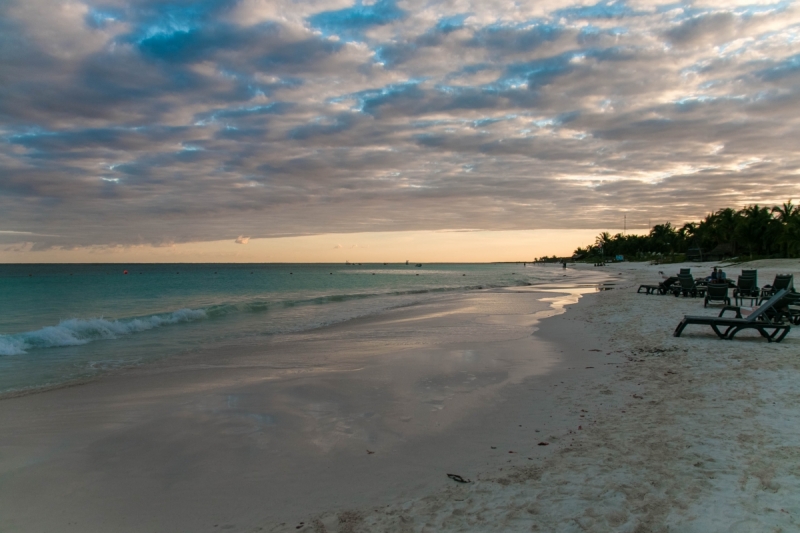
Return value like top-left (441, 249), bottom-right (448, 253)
top-left (638, 270), bottom-right (794, 303)
top-left (674, 289), bottom-right (795, 342)
top-left (637, 268), bottom-right (798, 343)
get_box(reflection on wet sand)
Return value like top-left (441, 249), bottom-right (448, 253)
top-left (0, 277), bottom-right (612, 532)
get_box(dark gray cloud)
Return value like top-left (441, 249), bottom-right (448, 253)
top-left (2, 0), bottom-right (800, 250)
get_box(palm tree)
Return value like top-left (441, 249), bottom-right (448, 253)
top-left (773, 201), bottom-right (799, 257)
top-left (595, 232), bottom-right (612, 259)
top-left (649, 223), bottom-right (677, 255)
top-left (772, 201), bottom-right (797, 222)
top-left (736, 205), bottom-right (777, 257)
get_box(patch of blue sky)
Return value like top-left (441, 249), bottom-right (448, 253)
top-left (698, 79), bottom-right (725, 91)
top-left (553, 0), bottom-right (643, 21)
top-left (194, 102), bottom-right (294, 126)
top-left (468, 19), bottom-right (564, 51)
top-left (733, 0), bottom-right (791, 19)
top-left (584, 45), bottom-right (638, 62)
top-left (662, 1), bottom-right (789, 25)
top-left (580, 25), bottom-right (627, 37)
top-left (755, 52), bottom-right (800, 81)
top-left (436, 14), bottom-right (470, 33)
top-left (658, 4), bottom-right (707, 22)
top-left (333, 80), bottom-right (425, 113)
top-left (532, 111), bottom-right (578, 128)
top-left (307, 0), bottom-right (406, 40)
top-left (501, 52), bottom-right (577, 89)
top-left (86, 7), bottom-right (125, 29)
top-left (120, 0), bottom-right (233, 45)
top-left (7, 127), bottom-right (53, 143)
top-left (373, 44), bottom-right (415, 67)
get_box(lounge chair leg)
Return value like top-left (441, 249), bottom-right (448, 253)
top-left (774, 328), bottom-right (791, 342)
top-left (674, 320), bottom-right (687, 337)
top-left (711, 324), bottom-right (729, 339)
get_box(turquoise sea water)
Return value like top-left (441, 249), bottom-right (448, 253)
top-left (0, 263), bottom-right (567, 394)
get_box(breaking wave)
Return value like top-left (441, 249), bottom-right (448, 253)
top-left (0, 308), bottom-right (208, 356)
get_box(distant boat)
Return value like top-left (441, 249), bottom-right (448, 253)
top-left (346, 260), bottom-right (350, 265)
top-left (405, 260), bottom-right (409, 265)
top-left (415, 263), bottom-right (422, 267)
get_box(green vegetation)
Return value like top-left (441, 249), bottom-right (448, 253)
top-left (572, 202), bottom-right (800, 262)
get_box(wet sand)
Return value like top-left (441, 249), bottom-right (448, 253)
top-left (0, 271), bottom-right (614, 532)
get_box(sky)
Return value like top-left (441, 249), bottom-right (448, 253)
top-left (2, 0), bottom-right (800, 262)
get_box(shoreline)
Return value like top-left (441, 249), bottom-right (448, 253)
top-left (300, 259), bottom-right (800, 532)
top-left (3, 260), bottom-right (797, 532)
top-left (0, 268), bottom-right (578, 397)
top-left (0, 271), bottom-right (614, 532)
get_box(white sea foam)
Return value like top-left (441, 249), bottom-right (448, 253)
top-left (0, 308), bottom-right (207, 356)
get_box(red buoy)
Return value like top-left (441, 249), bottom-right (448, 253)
top-left (123, 270), bottom-right (128, 275)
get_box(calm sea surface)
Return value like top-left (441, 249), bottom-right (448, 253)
top-left (0, 262), bottom-right (570, 394)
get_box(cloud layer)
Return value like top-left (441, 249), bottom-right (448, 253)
top-left (2, 0), bottom-right (800, 249)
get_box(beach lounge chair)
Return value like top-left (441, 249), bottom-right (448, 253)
top-left (673, 289), bottom-right (792, 342)
top-left (741, 269), bottom-right (758, 283)
top-left (704, 283), bottom-right (730, 307)
top-left (733, 275), bottom-right (760, 305)
top-left (761, 274), bottom-right (794, 299)
top-left (770, 292), bottom-right (800, 325)
top-left (679, 268), bottom-right (691, 276)
top-left (673, 274), bottom-right (706, 298)
top-left (638, 276), bottom-right (679, 295)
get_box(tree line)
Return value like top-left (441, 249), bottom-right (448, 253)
top-left (571, 202), bottom-right (800, 261)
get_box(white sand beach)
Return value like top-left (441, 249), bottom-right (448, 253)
top-left (302, 259), bottom-right (800, 533)
top-left (1, 262), bottom-right (799, 532)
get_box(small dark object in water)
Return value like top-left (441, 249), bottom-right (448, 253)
top-left (537, 442), bottom-right (549, 446)
top-left (367, 449), bottom-right (375, 454)
top-left (447, 473), bottom-right (471, 483)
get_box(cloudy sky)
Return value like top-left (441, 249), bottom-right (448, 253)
top-left (2, 0), bottom-right (800, 261)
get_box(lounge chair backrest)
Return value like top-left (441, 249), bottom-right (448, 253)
top-left (678, 274), bottom-right (695, 289)
top-left (737, 276), bottom-right (755, 290)
top-left (680, 268), bottom-right (691, 276)
top-left (748, 289), bottom-right (789, 322)
top-left (741, 269), bottom-right (757, 279)
top-left (707, 284), bottom-right (728, 297)
top-left (773, 274), bottom-right (794, 291)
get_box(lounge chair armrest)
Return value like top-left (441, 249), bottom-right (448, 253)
top-left (719, 306), bottom-right (743, 318)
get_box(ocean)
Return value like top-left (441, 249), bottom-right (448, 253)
top-left (0, 262), bottom-right (570, 394)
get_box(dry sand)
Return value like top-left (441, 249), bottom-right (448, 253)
top-left (299, 260), bottom-right (800, 533)
top-left (2, 262), bottom-right (799, 533)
